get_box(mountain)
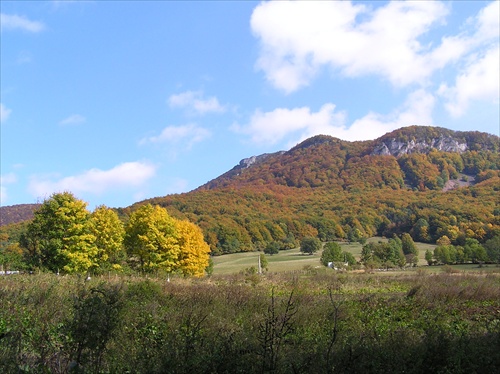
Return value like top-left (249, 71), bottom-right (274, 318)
top-left (0, 204), bottom-right (40, 227)
top-left (2, 126), bottom-right (499, 255)
top-left (134, 126), bottom-right (499, 255)
top-left (198, 126), bottom-right (498, 191)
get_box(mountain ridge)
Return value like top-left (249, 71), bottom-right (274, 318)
top-left (2, 126), bottom-right (499, 258)
top-left (198, 125), bottom-right (499, 191)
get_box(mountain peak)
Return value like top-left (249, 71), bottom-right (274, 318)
top-left (197, 126), bottom-right (499, 191)
top-left (289, 134), bottom-right (341, 152)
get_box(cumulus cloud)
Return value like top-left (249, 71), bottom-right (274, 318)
top-left (233, 89), bottom-right (435, 145)
top-left (168, 90), bottom-right (226, 115)
top-left (251, 1), bottom-right (498, 95)
top-left (232, 104), bottom-right (346, 145)
top-left (28, 162), bottom-right (156, 198)
top-left (251, 1), bottom-right (452, 93)
top-left (0, 103), bottom-right (12, 124)
top-left (437, 1), bottom-right (500, 117)
top-left (140, 124), bottom-right (210, 148)
top-left (439, 46), bottom-right (500, 117)
top-left (0, 13), bottom-right (45, 33)
top-left (0, 173), bottom-right (17, 205)
top-left (348, 89), bottom-right (435, 141)
top-left (475, 0), bottom-right (500, 42)
top-left (59, 114), bottom-right (86, 126)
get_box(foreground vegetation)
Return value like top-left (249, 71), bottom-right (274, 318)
top-left (1, 271), bottom-right (499, 373)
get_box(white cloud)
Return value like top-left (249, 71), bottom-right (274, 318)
top-left (251, 1), bottom-right (451, 93)
top-left (168, 90), bottom-right (225, 115)
top-left (59, 114), bottom-right (86, 126)
top-left (233, 89), bottom-right (435, 145)
top-left (475, 1), bottom-right (500, 42)
top-left (0, 173), bottom-right (17, 206)
top-left (437, 1), bottom-right (500, 117)
top-left (251, 0), bottom-right (500, 96)
top-left (348, 89), bottom-right (435, 141)
top-left (0, 13), bottom-right (45, 33)
top-left (28, 162), bottom-right (157, 198)
top-left (439, 46), bottom-right (500, 117)
top-left (140, 124), bottom-right (210, 148)
top-left (232, 103), bottom-right (346, 145)
top-left (0, 103), bottom-right (12, 124)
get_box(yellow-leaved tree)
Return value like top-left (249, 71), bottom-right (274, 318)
top-left (124, 204), bottom-right (180, 273)
top-left (56, 195), bottom-right (98, 274)
top-left (20, 192), bottom-right (98, 274)
top-left (174, 219), bottom-right (211, 277)
top-left (90, 205), bottom-right (125, 273)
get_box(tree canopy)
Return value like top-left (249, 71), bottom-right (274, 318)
top-left (20, 192), bottom-right (98, 274)
top-left (19, 195), bottom-right (211, 277)
top-left (300, 237), bottom-right (321, 255)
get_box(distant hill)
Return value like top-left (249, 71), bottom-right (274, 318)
top-left (130, 126), bottom-right (500, 255)
top-left (0, 204), bottom-right (39, 226)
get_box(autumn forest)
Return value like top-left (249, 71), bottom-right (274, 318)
top-left (1, 126), bottom-right (500, 273)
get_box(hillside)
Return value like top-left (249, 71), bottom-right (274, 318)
top-left (198, 126), bottom-right (498, 191)
top-left (0, 204), bottom-right (40, 227)
top-left (128, 126), bottom-right (500, 255)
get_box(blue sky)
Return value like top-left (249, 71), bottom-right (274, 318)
top-left (1, 1), bottom-right (499, 209)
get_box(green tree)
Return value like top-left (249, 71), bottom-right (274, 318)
top-left (90, 205), bottom-right (125, 273)
top-left (124, 204), bottom-right (179, 273)
top-left (20, 192), bottom-right (97, 274)
top-left (360, 243), bottom-right (378, 269)
top-left (401, 233), bottom-right (417, 256)
top-left (281, 233), bottom-right (297, 250)
top-left (401, 233), bottom-right (418, 266)
top-left (343, 251), bottom-right (356, 266)
top-left (362, 240), bottom-right (404, 269)
top-left (0, 233), bottom-right (25, 271)
top-left (434, 245), bottom-right (454, 264)
top-left (300, 236), bottom-right (321, 255)
top-left (347, 227), bottom-right (365, 244)
top-left (484, 236), bottom-right (500, 264)
top-left (320, 242), bottom-right (343, 266)
top-left (389, 236), bottom-right (407, 267)
top-left (264, 241), bottom-right (280, 256)
top-left (412, 218), bottom-right (431, 242)
top-left (425, 249), bottom-right (434, 265)
top-left (464, 238), bottom-right (487, 264)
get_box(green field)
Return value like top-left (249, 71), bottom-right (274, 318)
top-left (212, 238), bottom-right (499, 275)
top-left (212, 246), bottom-right (320, 274)
top-left (212, 238), bottom-right (428, 274)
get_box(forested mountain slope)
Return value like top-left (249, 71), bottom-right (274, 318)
top-left (127, 126), bottom-right (500, 255)
top-left (0, 204), bottom-right (40, 226)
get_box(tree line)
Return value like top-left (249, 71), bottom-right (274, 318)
top-left (3, 192), bottom-right (210, 276)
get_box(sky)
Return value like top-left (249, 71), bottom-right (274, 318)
top-left (1, 0), bottom-right (499, 209)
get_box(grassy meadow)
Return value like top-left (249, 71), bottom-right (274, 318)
top-left (212, 238), bottom-right (438, 275)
